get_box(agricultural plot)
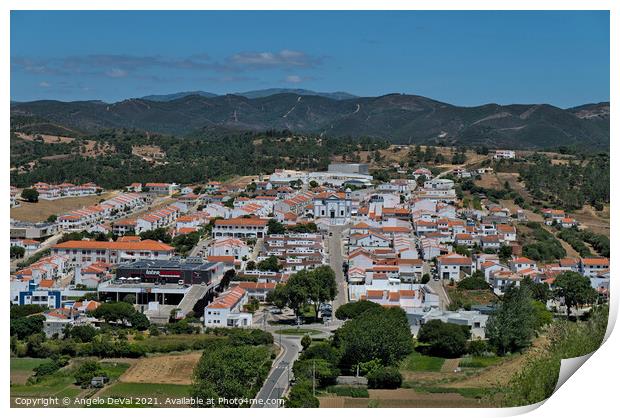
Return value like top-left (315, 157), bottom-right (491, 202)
top-left (119, 352), bottom-right (201, 385)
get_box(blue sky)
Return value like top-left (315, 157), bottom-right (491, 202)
top-left (10, 10), bottom-right (609, 107)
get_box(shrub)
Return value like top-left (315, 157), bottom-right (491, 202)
top-left (74, 360), bottom-right (107, 388)
top-left (367, 367), bottom-right (402, 389)
top-left (467, 339), bottom-right (489, 356)
top-left (417, 320), bottom-right (470, 358)
top-left (457, 273), bottom-right (489, 290)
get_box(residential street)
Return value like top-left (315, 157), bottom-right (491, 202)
top-left (327, 224), bottom-right (348, 310)
top-left (253, 333), bottom-right (301, 408)
top-left (426, 277), bottom-right (451, 310)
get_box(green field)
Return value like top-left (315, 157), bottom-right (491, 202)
top-left (10, 357), bottom-right (47, 372)
top-left (11, 360), bottom-right (130, 401)
top-left (400, 350), bottom-right (446, 372)
top-left (133, 333), bottom-right (224, 353)
top-left (402, 383), bottom-right (490, 399)
top-left (458, 355), bottom-right (508, 369)
top-left (11, 373), bottom-right (82, 398)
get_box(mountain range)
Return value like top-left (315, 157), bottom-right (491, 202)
top-left (10, 91), bottom-right (609, 150)
top-left (139, 88), bottom-right (357, 102)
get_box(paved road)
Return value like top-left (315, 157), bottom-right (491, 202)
top-left (426, 277), bottom-right (451, 310)
top-left (253, 334), bottom-right (301, 408)
top-left (327, 225), bottom-right (348, 310)
top-left (189, 237), bottom-right (213, 258)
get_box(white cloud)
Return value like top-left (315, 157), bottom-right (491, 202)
top-left (38, 81), bottom-right (51, 88)
top-left (105, 68), bottom-right (128, 78)
top-left (285, 75), bottom-right (303, 83)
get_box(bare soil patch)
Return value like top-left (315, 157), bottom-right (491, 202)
top-left (118, 352), bottom-right (202, 385)
top-left (14, 132), bottom-right (75, 144)
top-left (10, 191), bottom-right (118, 222)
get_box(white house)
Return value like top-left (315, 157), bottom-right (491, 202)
top-left (209, 238), bottom-right (251, 261)
top-left (579, 257), bottom-right (610, 278)
top-left (494, 150), bottom-right (516, 159)
top-left (437, 253), bottom-right (474, 281)
top-left (204, 286), bottom-right (252, 328)
top-left (509, 257), bottom-right (537, 273)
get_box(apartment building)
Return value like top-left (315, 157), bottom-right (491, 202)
top-left (51, 239), bottom-right (174, 267)
top-left (213, 217), bottom-right (269, 239)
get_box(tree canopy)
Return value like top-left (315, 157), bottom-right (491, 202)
top-left (553, 271), bottom-right (598, 317)
top-left (333, 306), bottom-right (413, 369)
top-left (486, 286), bottom-right (537, 355)
top-left (417, 319), bottom-right (470, 357)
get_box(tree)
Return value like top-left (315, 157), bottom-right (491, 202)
top-left (499, 245), bottom-right (512, 260)
top-left (553, 271), bottom-right (598, 317)
top-left (266, 283), bottom-right (289, 310)
top-left (308, 180), bottom-right (319, 189)
top-left (91, 302), bottom-right (136, 324)
top-left (301, 334), bottom-right (312, 351)
top-left (69, 325), bottom-right (98, 342)
top-left (300, 342), bottom-right (342, 365)
top-left (221, 269), bottom-right (236, 289)
top-left (257, 255), bottom-right (281, 272)
top-left (334, 306), bottom-right (413, 369)
top-left (420, 273), bottom-right (430, 284)
top-left (74, 360), bottom-right (106, 388)
top-left (10, 304), bottom-right (46, 319)
top-left (285, 382), bottom-right (319, 408)
top-left (335, 300), bottom-right (382, 320)
top-left (417, 320), bottom-right (470, 357)
top-left (288, 266), bottom-right (337, 320)
top-left (486, 286), bottom-right (536, 355)
top-left (191, 344), bottom-right (272, 407)
top-left (21, 188), bottom-right (39, 202)
top-left (531, 300), bottom-right (553, 330)
top-left (10, 315), bottom-right (45, 340)
top-left (293, 359), bottom-right (339, 388)
top-left (10, 246), bottom-right (25, 259)
top-left (246, 260), bottom-right (256, 270)
top-left (139, 227), bottom-right (172, 243)
top-left (130, 312), bottom-right (150, 331)
top-left (521, 277), bottom-right (551, 303)
top-left (267, 219), bottom-right (286, 235)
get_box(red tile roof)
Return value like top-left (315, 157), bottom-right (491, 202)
top-left (53, 239), bottom-right (173, 252)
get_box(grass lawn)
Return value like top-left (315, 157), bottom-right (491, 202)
top-left (459, 355), bottom-right (511, 368)
top-left (274, 328), bottom-right (323, 336)
top-left (400, 350), bottom-right (446, 372)
top-left (11, 357), bottom-right (46, 372)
